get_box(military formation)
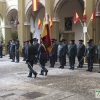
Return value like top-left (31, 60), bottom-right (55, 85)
top-left (0, 37), bottom-right (100, 78)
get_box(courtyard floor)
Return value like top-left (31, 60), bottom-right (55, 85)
top-left (0, 55), bottom-right (100, 100)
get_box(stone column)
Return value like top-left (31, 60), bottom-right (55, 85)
top-left (84, 0), bottom-right (95, 46)
top-left (24, 22), bottom-right (30, 41)
top-left (18, 0), bottom-right (25, 45)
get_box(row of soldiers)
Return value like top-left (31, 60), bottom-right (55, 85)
top-left (5, 37), bottom-right (100, 78)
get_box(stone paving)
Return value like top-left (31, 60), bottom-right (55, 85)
top-left (0, 55), bottom-right (100, 100)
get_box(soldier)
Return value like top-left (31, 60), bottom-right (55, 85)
top-left (25, 40), bottom-right (29, 61)
top-left (54, 39), bottom-right (58, 62)
top-left (38, 37), bottom-right (48, 75)
top-left (26, 39), bottom-right (37, 78)
top-left (68, 40), bottom-right (77, 70)
top-left (0, 42), bottom-right (3, 58)
top-left (15, 41), bottom-right (19, 63)
top-left (57, 40), bottom-right (65, 69)
top-left (84, 40), bottom-right (95, 72)
top-left (77, 40), bottom-right (85, 68)
top-left (22, 41), bottom-right (26, 61)
top-left (34, 39), bottom-right (40, 64)
top-left (97, 42), bottom-right (100, 73)
top-left (10, 40), bottom-right (16, 62)
top-left (9, 40), bottom-right (12, 59)
top-left (62, 39), bottom-right (68, 66)
top-left (49, 39), bottom-right (56, 68)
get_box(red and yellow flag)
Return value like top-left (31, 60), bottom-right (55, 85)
top-left (73, 11), bottom-right (80, 25)
top-left (37, 19), bottom-right (42, 30)
top-left (91, 8), bottom-right (96, 23)
top-left (49, 16), bottom-right (53, 28)
top-left (83, 8), bottom-right (86, 22)
top-left (32, 0), bottom-right (38, 11)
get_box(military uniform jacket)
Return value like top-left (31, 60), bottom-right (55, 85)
top-left (11, 43), bottom-right (15, 52)
top-left (34, 42), bottom-right (40, 52)
top-left (49, 43), bottom-right (57, 56)
top-left (0, 44), bottom-right (2, 50)
top-left (57, 45), bottom-right (65, 57)
top-left (63, 43), bottom-right (68, 55)
top-left (97, 45), bottom-right (100, 59)
top-left (77, 44), bottom-right (85, 56)
top-left (27, 44), bottom-right (37, 61)
top-left (15, 44), bottom-right (19, 52)
top-left (85, 44), bottom-right (95, 58)
top-left (68, 44), bottom-right (77, 57)
top-left (22, 44), bottom-right (25, 50)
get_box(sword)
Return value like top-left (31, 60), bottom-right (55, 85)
top-left (75, 57), bottom-right (84, 68)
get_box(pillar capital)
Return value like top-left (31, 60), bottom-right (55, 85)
top-left (0, 25), bottom-right (11, 29)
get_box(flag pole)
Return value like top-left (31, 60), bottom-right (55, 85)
top-left (79, 19), bottom-right (84, 27)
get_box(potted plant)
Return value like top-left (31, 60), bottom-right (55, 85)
top-left (59, 29), bottom-right (64, 41)
top-left (11, 31), bottom-right (18, 41)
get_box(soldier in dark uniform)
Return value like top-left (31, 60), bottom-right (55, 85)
top-left (54, 39), bottom-right (58, 62)
top-left (9, 40), bottom-right (12, 59)
top-left (49, 39), bottom-right (56, 68)
top-left (0, 42), bottom-right (3, 58)
top-left (34, 39), bottom-right (40, 64)
top-left (97, 42), bottom-right (100, 73)
top-left (26, 39), bottom-right (37, 78)
top-left (15, 41), bottom-right (19, 63)
top-left (62, 39), bottom-right (68, 66)
top-left (25, 41), bottom-right (29, 61)
top-left (68, 40), bottom-right (77, 70)
top-left (22, 41), bottom-right (26, 61)
top-left (84, 40), bottom-right (95, 72)
top-left (57, 40), bottom-right (65, 69)
top-left (77, 40), bottom-right (85, 68)
top-left (10, 40), bottom-right (16, 62)
top-left (38, 37), bottom-right (48, 75)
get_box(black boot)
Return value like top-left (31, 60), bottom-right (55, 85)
top-left (34, 72), bottom-right (37, 78)
top-left (40, 70), bottom-right (44, 75)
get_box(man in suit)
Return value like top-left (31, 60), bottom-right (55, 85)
top-left (26, 39), bottom-right (37, 78)
top-left (77, 40), bottom-right (85, 68)
top-left (68, 40), bottom-right (77, 70)
top-left (49, 39), bottom-right (56, 68)
top-left (10, 40), bottom-right (16, 62)
top-left (0, 42), bottom-right (3, 58)
top-left (84, 39), bottom-right (95, 72)
top-left (15, 41), bottom-right (19, 63)
top-left (62, 39), bottom-right (68, 66)
top-left (57, 40), bottom-right (65, 69)
top-left (38, 37), bottom-right (48, 76)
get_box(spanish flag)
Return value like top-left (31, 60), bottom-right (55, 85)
top-left (49, 16), bottom-right (53, 28)
top-left (91, 8), bottom-right (96, 23)
top-left (41, 13), bottom-right (52, 52)
top-left (83, 8), bottom-right (86, 22)
top-left (32, 0), bottom-right (38, 11)
top-left (37, 19), bottom-right (42, 30)
top-left (73, 11), bottom-right (80, 25)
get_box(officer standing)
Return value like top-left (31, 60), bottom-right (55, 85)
top-left (62, 39), bottom-right (68, 66)
top-left (11, 40), bottom-right (16, 62)
top-left (77, 40), bottom-right (85, 68)
top-left (68, 40), bottom-right (77, 70)
top-left (57, 40), bottom-right (65, 69)
top-left (38, 37), bottom-right (48, 76)
top-left (15, 41), bottom-right (19, 63)
top-left (84, 40), bottom-right (95, 72)
top-left (0, 42), bottom-right (3, 58)
top-left (22, 41), bottom-right (26, 61)
top-left (49, 39), bottom-right (56, 68)
top-left (54, 39), bottom-right (58, 62)
top-left (26, 39), bottom-right (37, 78)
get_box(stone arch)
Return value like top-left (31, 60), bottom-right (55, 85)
top-left (6, 5), bottom-right (18, 25)
top-left (25, 0), bottom-right (45, 22)
top-left (53, 0), bottom-right (84, 18)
